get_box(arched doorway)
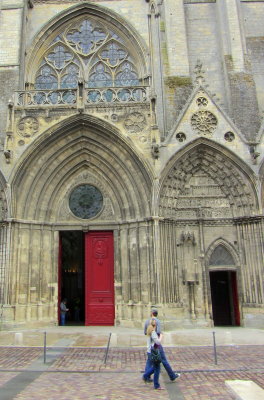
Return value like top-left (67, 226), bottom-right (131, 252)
top-left (209, 245), bottom-right (240, 326)
top-left (59, 230), bottom-right (114, 326)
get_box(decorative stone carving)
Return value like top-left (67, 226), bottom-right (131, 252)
top-left (159, 146), bottom-right (256, 219)
top-left (111, 114), bottom-right (118, 122)
top-left (124, 112), bottom-right (146, 133)
top-left (176, 132), bottom-right (186, 142)
top-left (194, 59), bottom-right (205, 85)
top-left (191, 111), bottom-right (217, 135)
top-left (196, 97), bottom-right (208, 107)
top-left (151, 143), bottom-right (159, 159)
top-left (17, 116), bottom-right (39, 137)
top-left (224, 131), bottom-right (235, 142)
top-left (249, 145), bottom-right (260, 165)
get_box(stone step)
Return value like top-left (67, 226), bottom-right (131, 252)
top-left (225, 380), bottom-right (264, 400)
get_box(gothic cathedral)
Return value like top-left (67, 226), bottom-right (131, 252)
top-left (0, 0), bottom-right (264, 329)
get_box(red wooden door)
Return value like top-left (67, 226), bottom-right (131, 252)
top-left (85, 231), bottom-right (114, 325)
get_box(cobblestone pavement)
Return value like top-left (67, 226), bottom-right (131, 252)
top-left (0, 345), bottom-right (263, 399)
top-left (0, 348), bottom-right (42, 369)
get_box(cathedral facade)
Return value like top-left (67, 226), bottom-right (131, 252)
top-left (0, 0), bottom-right (264, 329)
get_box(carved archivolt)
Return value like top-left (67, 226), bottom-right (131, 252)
top-left (11, 116), bottom-right (153, 221)
top-left (159, 144), bottom-right (257, 218)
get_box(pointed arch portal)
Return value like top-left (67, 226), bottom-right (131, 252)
top-left (10, 115), bottom-right (152, 326)
top-left (209, 245), bottom-right (240, 326)
top-left (59, 230), bottom-right (114, 326)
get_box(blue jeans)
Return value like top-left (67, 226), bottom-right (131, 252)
top-left (144, 345), bottom-right (177, 381)
top-left (60, 313), bottom-right (66, 326)
top-left (143, 353), bottom-right (161, 389)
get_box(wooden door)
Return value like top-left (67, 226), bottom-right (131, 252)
top-left (85, 231), bottom-right (114, 325)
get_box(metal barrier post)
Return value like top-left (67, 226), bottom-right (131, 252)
top-left (104, 332), bottom-right (112, 365)
top-left (44, 331), bottom-right (47, 364)
top-left (212, 331), bottom-right (217, 365)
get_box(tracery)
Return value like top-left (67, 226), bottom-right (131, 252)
top-left (34, 17), bottom-right (140, 90)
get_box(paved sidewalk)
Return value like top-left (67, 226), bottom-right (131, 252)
top-left (0, 326), bottom-right (263, 399)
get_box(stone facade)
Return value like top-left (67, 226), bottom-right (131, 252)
top-left (0, 0), bottom-right (264, 329)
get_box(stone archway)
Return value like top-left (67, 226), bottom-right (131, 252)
top-left (156, 140), bottom-right (258, 326)
top-left (207, 242), bottom-right (240, 326)
top-left (8, 115), bottom-right (154, 324)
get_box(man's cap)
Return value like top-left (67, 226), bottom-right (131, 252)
top-left (151, 308), bottom-right (158, 314)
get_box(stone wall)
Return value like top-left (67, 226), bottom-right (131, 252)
top-left (1, 0), bottom-right (264, 328)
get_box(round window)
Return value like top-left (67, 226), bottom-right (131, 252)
top-left (69, 184), bottom-right (103, 219)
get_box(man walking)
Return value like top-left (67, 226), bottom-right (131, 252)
top-left (143, 308), bottom-right (180, 382)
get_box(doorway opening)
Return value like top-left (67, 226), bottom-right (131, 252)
top-left (59, 230), bottom-right (115, 326)
top-left (209, 270), bottom-right (240, 326)
top-left (59, 231), bottom-right (85, 325)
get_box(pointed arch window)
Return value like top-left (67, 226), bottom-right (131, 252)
top-left (34, 18), bottom-right (140, 90)
top-left (209, 245), bottom-right (235, 266)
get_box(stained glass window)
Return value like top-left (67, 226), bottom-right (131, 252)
top-left (34, 18), bottom-right (140, 90)
top-left (115, 62), bottom-right (139, 86)
top-left (47, 45), bottom-right (73, 69)
top-left (35, 65), bottom-right (58, 90)
top-left (69, 184), bottom-right (103, 219)
top-left (88, 63), bottom-right (112, 88)
top-left (61, 64), bottom-right (79, 88)
top-left (100, 42), bottom-right (127, 67)
top-left (66, 20), bottom-right (107, 56)
top-left (209, 245), bottom-right (235, 266)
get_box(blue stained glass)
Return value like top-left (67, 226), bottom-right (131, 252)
top-left (61, 64), bottom-right (79, 88)
top-left (48, 91), bottom-right (59, 104)
top-left (69, 184), bottom-right (103, 219)
top-left (66, 20), bottom-right (107, 55)
top-left (33, 92), bottom-right (46, 104)
top-left (117, 88), bottom-right (131, 102)
top-left (100, 42), bottom-right (127, 67)
top-left (88, 63), bottom-right (112, 88)
top-left (35, 65), bottom-right (58, 90)
top-left (102, 89), bottom-right (115, 102)
top-left (47, 45), bottom-right (73, 69)
top-left (115, 62), bottom-right (139, 87)
top-left (62, 91), bottom-right (77, 104)
top-left (132, 88), bottom-right (146, 101)
top-left (87, 90), bottom-right (101, 103)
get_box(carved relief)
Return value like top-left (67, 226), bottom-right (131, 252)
top-left (191, 111), bottom-right (217, 136)
top-left (196, 97), bottom-right (208, 107)
top-left (124, 112), bottom-right (146, 133)
top-left (159, 146), bottom-right (256, 219)
top-left (17, 116), bottom-right (39, 137)
top-left (224, 131), bottom-right (235, 142)
top-left (94, 239), bottom-right (108, 265)
top-left (176, 132), bottom-right (186, 142)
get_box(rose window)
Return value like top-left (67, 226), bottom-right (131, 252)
top-left (69, 184), bottom-right (103, 219)
top-left (191, 111), bottom-right (217, 135)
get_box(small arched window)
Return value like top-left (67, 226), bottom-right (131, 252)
top-left (34, 17), bottom-right (140, 90)
top-left (209, 245), bottom-right (235, 266)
